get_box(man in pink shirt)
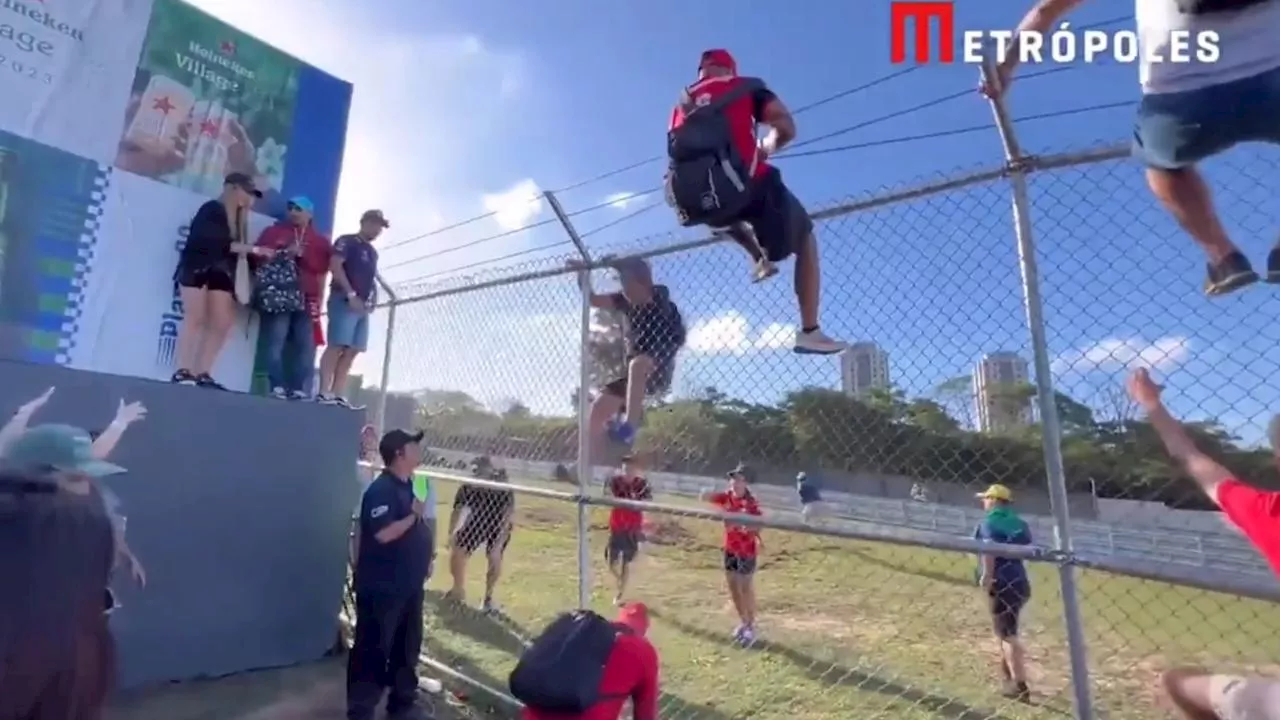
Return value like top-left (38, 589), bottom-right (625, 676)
top-left (1127, 368), bottom-right (1280, 719)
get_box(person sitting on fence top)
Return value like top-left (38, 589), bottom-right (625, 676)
top-left (568, 256), bottom-right (686, 454)
top-left (973, 483), bottom-right (1033, 703)
top-left (1126, 369), bottom-right (1280, 718)
top-left (983, 0), bottom-right (1280, 296)
top-left (513, 602), bottom-right (659, 720)
top-left (664, 49), bottom-right (848, 355)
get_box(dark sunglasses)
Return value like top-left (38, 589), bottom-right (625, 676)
top-left (286, 203), bottom-right (303, 212)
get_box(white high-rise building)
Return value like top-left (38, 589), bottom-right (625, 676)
top-left (841, 342), bottom-right (890, 398)
top-left (973, 352), bottom-right (1032, 432)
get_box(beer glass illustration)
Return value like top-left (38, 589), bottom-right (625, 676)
top-left (182, 100), bottom-right (239, 196)
top-left (124, 74), bottom-right (196, 152)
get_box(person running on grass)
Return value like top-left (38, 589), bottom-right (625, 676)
top-left (701, 464), bottom-right (763, 645)
top-left (605, 453), bottom-right (653, 607)
top-left (568, 256), bottom-right (686, 454)
top-left (985, 0), bottom-right (1280, 297)
top-left (446, 472), bottom-right (515, 613)
top-left (665, 49), bottom-right (848, 355)
top-left (795, 471), bottom-right (828, 524)
top-left (1126, 368), bottom-right (1280, 718)
top-left (973, 484), bottom-right (1033, 703)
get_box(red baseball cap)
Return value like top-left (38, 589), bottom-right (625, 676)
top-left (616, 602), bottom-right (650, 635)
top-left (699, 49), bottom-right (737, 75)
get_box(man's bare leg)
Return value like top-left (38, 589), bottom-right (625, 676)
top-left (1160, 667), bottom-right (1222, 720)
top-left (448, 547), bottom-right (468, 603)
top-left (1147, 166), bottom-right (1257, 294)
top-left (725, 225), bottom-right (777, 283)
top-left (622, 355), bottom-right (654, 429)
top-left (317, 346), bottom-right (342, 395)
top-left (483, 548), bottom-right (503, 611)
top-left (587, 392), bottom-right (624, 466)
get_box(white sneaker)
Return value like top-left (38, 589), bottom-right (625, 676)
top-left (316, 394), bottom-right (341, 406)
top-left (752, 259), bottom-right (778, 283)
top-left (794, 329), bottom-right (849, 355)
top-left (739, 625), bottom-right (757, 645)
top-left (270, 387), bottom-right (288, 400)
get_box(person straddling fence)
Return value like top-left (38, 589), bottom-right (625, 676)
top-left (569, 256), bottom-right (686, 455)
top-left (664, 48), bottom-right (849, 355)
top-left (1125, 368), bottom-right (1280, 718)
top-left (347, 428), bottom-right (435, 720)
top-left (605, 453), bottom-right (653, 607)
top-left (973, 484), bottom-right (1033, 703)
top-left (984, 0), bottom-right (1280, 297)
top-left (512, 603), bottom-right (659, 720)
top-left (702, 464), bottom-right (764, 646)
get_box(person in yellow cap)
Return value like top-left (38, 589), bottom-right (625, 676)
top-left (973, 483), bottom-right (1033, 703)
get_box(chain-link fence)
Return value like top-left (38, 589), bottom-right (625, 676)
top-left (345, 87), bottom-right (1280, 720)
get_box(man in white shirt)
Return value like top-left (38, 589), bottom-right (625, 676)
top-left (985, 0), bottom-right (1280, 297)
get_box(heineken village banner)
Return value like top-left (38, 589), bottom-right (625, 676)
top-left (0, 0), bottom-right (351, 390)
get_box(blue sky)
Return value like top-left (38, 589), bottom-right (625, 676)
top-left (200, 0), bottom-right (1280, 445)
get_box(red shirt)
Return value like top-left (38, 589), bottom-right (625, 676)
top-left (709, 490), bottom-right (762, 558)
top-left (521, 632), bottom-right (659, 720)
top-left (608, 474), bottom-right (652, 532)
top-left (254, 222), bottom-right (333, 300)
top-left (667, 75), bottom-right (778, 180)
top-left (1216, 479), bottom-right (1280, 575)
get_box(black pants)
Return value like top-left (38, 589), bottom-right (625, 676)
top-left (346, 585), bottom-right (425, 719)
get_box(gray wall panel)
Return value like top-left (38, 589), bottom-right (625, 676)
top-left (0, 361), bottom-right (361, 689)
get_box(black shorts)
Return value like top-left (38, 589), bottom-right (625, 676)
top-left (988, 583), bottom-right (1030, 638)
top-left (176, 262), bottom-right (235, 293)
top-left (455, 519), bottom-right (510, 556)
top-left (603, 353), bottom-right (675, 401)
top-left (725, 166), bottom-right (813, 263)
top-left (723, 552), bottom-right (757, 575)
top-left (606, 530), bottom-right (641, 565)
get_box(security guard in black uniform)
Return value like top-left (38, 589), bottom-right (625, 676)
top-left (347, 429), bottom-right (435, 720)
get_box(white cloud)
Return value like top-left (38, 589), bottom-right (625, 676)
top-left (686, 311), bottom-right (797, 355)
top-left (1052, 336), bottom-right (1191, 375)
top-left (603, 191), bottom-right (647, 211)
top-left (483, 179), bottom-right (544, 231)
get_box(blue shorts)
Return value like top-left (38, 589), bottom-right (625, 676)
top-left (327, 294), bottom-right (370, 352)
top-left (1133, 66), bottom-right (1280, 170)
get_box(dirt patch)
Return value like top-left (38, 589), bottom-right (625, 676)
top-left (645, 519), bottom-right (698, 547)
top-left (518, 506), bottom-right (572, 528)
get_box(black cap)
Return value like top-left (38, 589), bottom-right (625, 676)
top-left (378, 428), bottom-right (424, 465)
top-left (224, 172), bottom-right (262, 198)
top-left (361, 209), bottom-right (390, 228)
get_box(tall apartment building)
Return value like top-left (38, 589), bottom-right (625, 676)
top-left (840, 342), bottom-right (890, 398)
top-left (973, 352), bottom-right (1033, 432)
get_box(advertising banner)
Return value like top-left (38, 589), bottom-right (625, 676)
top-left (0, 0), bottom-right (351, 387)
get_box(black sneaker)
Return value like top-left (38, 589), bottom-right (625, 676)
top-left (1000, 681), bottom-right (1031, 703)
top-left (1267, 246), bottom-right (1280, 284)
top-left (1204, 252), bottom-right (1258, 296)
top-left (195, 373), bottom-right (226, 390)
top-left (170, 369), bottom-right (197, 385)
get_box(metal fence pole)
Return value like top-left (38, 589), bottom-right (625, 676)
top-left (374, 273), bottom-right (398, 437)
top-left (545, 190), bottom-right (595, 610)
top-left (981, 66), bottom-right (1096, 719)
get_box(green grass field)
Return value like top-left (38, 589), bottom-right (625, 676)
top-left (415, 476), bottom-right (1280, 720)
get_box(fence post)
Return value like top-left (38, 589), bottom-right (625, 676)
top-left (981, 65), bottom-right (1096, 719)
top-left (545, 189), bottom-right (594, 610)
top-left (374, 273), bottom-right (398, 437)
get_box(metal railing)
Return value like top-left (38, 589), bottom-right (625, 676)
top-left (357, 68), bottom-right (1280, 720)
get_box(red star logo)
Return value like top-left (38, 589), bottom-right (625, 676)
top-left (199, 119), bottom-right (220, 137)
top-left (220, 40), bottom-right (236, 55)
top-left (152, 95), bottom-right (175, 114)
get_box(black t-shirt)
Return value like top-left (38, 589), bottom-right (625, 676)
top-left (182, 200), bottom-right (235, 270)
top-left (454, 483), bottom-right (514, 526)
top-left (608, 285), bottom-right (684, 360)
top-left (355, 471), bottom-right (432, 594)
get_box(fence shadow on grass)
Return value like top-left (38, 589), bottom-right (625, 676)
top-left (648, 607), bottom-right (1031, 720)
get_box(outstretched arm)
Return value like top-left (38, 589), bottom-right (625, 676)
top-left (92, 400), bottom-right (147, 460)
top-left (1127, 369), bottom-right (1233, 501)
top-left (0, 387), bottom-right (55, 452)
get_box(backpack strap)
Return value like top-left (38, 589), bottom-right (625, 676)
top-left (679, 77), bottom-right (765, 116)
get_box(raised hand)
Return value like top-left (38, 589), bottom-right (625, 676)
top-left (17, 387), bottom-right (55, 416)
top-left (114, 399), bottom-right (148, 426)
